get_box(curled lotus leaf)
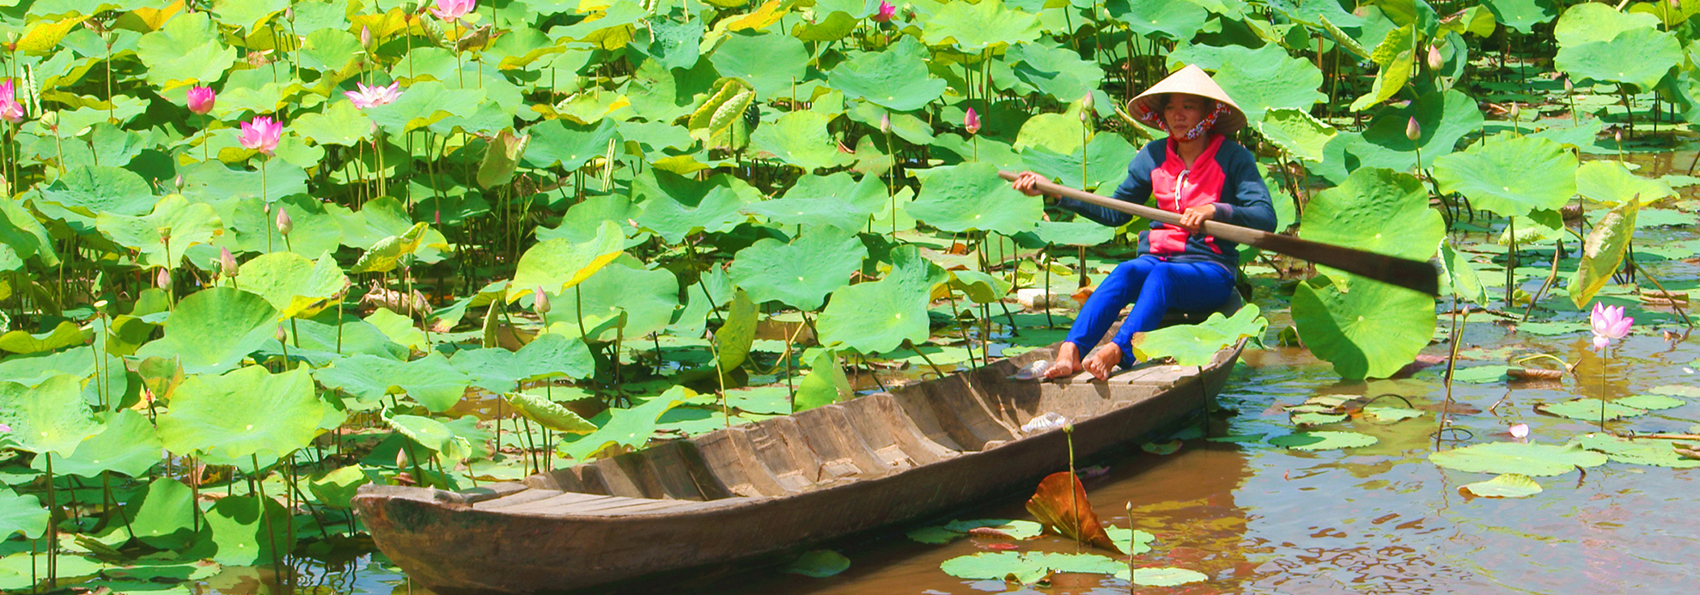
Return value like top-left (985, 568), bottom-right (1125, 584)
top-left (504, 392), bottom-right (598, 435)
top-left (1428, 441), bottom-right (1607, 476)
top-left (1132, 304), bottom-right (1266, 367)
top-left (0, 321), bottom-right (85, 354)
top-left (313, 353), bottom-right (472, 412)
top-left (795, 349), bottom-right (853, 412)
top-left (560, 387), bottom-right (689, 461)
top-left (1025, 471), bottom-right (1121, 554)
top-left (384, 411), bottom-right (472, 462)
top-left (509, 220), bottom-right (626, 302)
top-left (1566, 198), bottom-right (1637, 308)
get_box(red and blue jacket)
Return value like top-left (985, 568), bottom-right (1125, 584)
top-left (1058, 134), bottom-right (1277, 271)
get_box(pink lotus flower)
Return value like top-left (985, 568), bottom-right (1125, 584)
top-left (239, 116), bottom-right (283, 155)
top-left (964, 107), bottom-right (980, 135)
top-left (0, 423), bottom-right (10, 433)
top-left (186, 86), bottom-right (215, 115)
top-left (345, 82), bottom-right (401, 109)
top-left (873, 0), bottom-right (895, 22)
top-left (430, 0), bottom-right (476, 22)
top-left (0, 79), bottom-right (23, 123)
top-left (1590, 302), bottom-right (1633, 351)
top-left (1509, 423), bottom-right (1529, 441)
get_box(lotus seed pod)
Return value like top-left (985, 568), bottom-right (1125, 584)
top-left (534, 286), bottom-right (552, 315)
top-left (276, 207), bottom-right (293, 236)
top-left (220, 247), bottom-right (238, 277)
top-left (156, 268), bottom-right (171, 290)
top-left (1426, 45), bottom-right (1443, 71)
top-left (1405, 117), bottom-right (1420, 141)
top-left (879, 112), bottom-right (891, 135)
top-left (964, 107), bottom-right (981, 135)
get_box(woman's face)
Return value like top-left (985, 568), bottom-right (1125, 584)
top-left (1163, 94), bottom-right (1212, 134)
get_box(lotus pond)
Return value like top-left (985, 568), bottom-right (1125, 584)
top-left (2, 0), bottom-right (1700, 593)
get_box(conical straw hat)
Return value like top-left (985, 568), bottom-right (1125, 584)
top-left (1127, 64), bottom-right (1247, 135)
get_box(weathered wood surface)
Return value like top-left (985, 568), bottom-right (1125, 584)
top-left (354, 341), bottom-right (1241, 595)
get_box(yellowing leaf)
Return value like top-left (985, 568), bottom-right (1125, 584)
top-left (17, 15), bottom-right (91, 55)
top-left (725, 0), bottom-right (789, 31)
top-left (1024, 471), bottom-right (1121, 554)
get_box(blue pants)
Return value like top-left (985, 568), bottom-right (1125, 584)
top-left (1065, 255), bottom-right (1235, 368)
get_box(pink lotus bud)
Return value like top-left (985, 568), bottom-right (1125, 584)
top-left (873, 0), bottom-right (895, 22)
top-left (1615, 129), bottom-right (1623, 144)
top-left (276, 207), bottom-right (293, 236)
top-left (219, 247), bottom-right (239, 277)
top-left (534, 286), bottom-right (551, 315)
top-left (156, 268), bottom-right (171, 290)
top-left (0, 79), bottom-right (23, 123)
top-left (276, 324), bottom-right (288, 343)
top-left (1405, 117), bottom-right (1420, 141)
top-left (1509, 423), bottom-right (1530, 439)
top-left (964, 107), bottom-right (981, 135)
top-left (1081, 93), bottom-right (1094, 111)
top-left (879, 112), bottom-right (891, 134)
top-left (1426, 45), bottom-right (1443, 71)
top-left (361, 26), bottom-right (372, 48)
top-left (1564, 77), bottom-right (1574, 94)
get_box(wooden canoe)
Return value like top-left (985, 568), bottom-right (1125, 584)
top-left (353, 340), bottom-right (1243, 595)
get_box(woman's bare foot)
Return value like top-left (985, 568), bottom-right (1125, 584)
top-left (1081, 343), bottom-right (1123, 381)
top-left (1043, 341), bottom-right (1082, 379)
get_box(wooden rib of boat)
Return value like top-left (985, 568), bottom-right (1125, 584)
top-left (354, 339), bottom-right (1243, 595)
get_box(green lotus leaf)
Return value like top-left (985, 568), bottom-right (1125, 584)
top-left (1102, 525), bottom-right (1156, 555)
top-left (314, 353), bottom-right (471, 412)
top-left (1257, 108), bottom-right (1337, 162)
top-left (729, 225), bottom-right (868, 310)
top-left (504, 391), bottom-right (598, 435)
top-left (1120, 567), bottom-right (1210, 587)
top-left (750, 109), bottom-right (855, 171)
top-left (296, 27), bottom-right (362, 72)
top-left (57, 123), bottom-right (149, 171)
top-left (1553, 2), bottom-right (1659, 47)
top-left (1439, 243), bottom-right (1487, 305)
top-left (795, 348), bottom-right (853, 411)
top-left (1019, 133), bottom-right (1141, 193)
top-left (922, 0), bottom-right (1041, 52)
top-left (135, 288), bottom-right (280, 375)
top-left (523, 118), bottom-right (620, 171)
top-left (0, 374), bottom-right (102, 457)
top-left (0, 553), bottom-right (109, 589)
top-left (829, 37), bottom-right (948, 112)
top-left (365, 81), bottom-right (486, 135)
top-left (1363, 406), bottom-right (1424, 423)
top-left (793, 0), bottom-right (863, 40)
top-left (219, 252), bottom-right (346, 319)
top-left (293, 101), bottom-right (372, 147)
top-left (1022, 220), bottom-right (1117, 247)
top-left (939, 551), bottom-right (1122, 584)
top-left (177, 159), bottom-right (310, 215)
top-left (126, 478), bottom-right (197, 550)
top-left (637, 186), bottom-right (750, 243)
top-left (536, 195), bottom-right (648, 247)
top-left (222, 196), bottom-right (344, 258)
top-left (714, 289), bottom-right (759, 372)
top-left (205, 495), bottom-right (292, 566)
top-left (1291, 275), bottom-right (1435, 380)
top-left (948, 269), bottom-right (1012, 304)
top-left (784, 550), bottom-right (851, 578)
top-left (45, 410), bottom-right (162, 478)
top-left (0, 490), bottom-right (48, 541)
top-left (1013, 109), bottom-right (1088, 154)
top-left (542, 257), bottom-right (680, 342)
top-left (0, 347), bottom-right (96, 388)
top-left (1574, 160), bottom-right (1672, 206)
top-left (561, 386), bottom-right (688, 461)
top-left (1572, 433), bottom-right (1700, 468)
top-left (818, 246), bottom-right (944, 353)
top-left (1482, 0), bottom-right (1559, 34)
top-left (1556, 27), bottom-right (1680, 90)
top-left (1268, 430), bottom-right (1379, 451)
top-left (135, 12), bottom-right (235, 90)
top-left (1566, 198), bottom-right (1637, 308)
top-left (1112, 0), bottom-right (1208, 39)
top-left (1300, 168), bottom-right (1444, 280)
top-left (1318, 90), bottom-right (1483, 184)
top-left (308, 465), bottom-right (372, 509)
top-left (647, 15), bottom-right (703, 69)
top-left (96, 194), bottom-right (223, 269)
top-left (709, 31), bottom-right (809, 98)
top-left (1432, 133), bottom-right (1577, 218)
top-left (0, 199), bottom-right (58, 266)
top-left (1429, 441), bottom-right (1608, 476)
top-left (510, 220), bottom-right (626, 302)
top-left (1005, 42), bottom-right (1099, 101)
top-left (909, 162), bottom-right (1043, 235)
top-left (1460, 473), bottom-right (1544, 498)
top-left (0, 320), bottom-right (84, 354)
top-left (449, 347), bottom-right (528, 393)
top-left (385, 411), bottom-right (470, 462)
top-left (1168, 44), bottom-right (1326, 121)
top-left (740, 197), bottom-right (868, 231)
top-left (1349, 25), bottom-right (1416, 111)
top-left (1453, 365), bottom-right (1511, 384)
top-left (519, 333), bottom-right (597, 380)
top-left (1537, 398), bottom-right (1647, 421)
top-left (39, 164), bottom-right (156, 217)
top-left (157, 366), bottom-right (323, 460)
top-left (350, 222), bottom-right (431, 274)
top-left (1615, 394), bottom-right (1685, 410)
top-left (365, 307), bottom-right (426, 352)
top-left (1133, 304), bottom-right (1266, 367)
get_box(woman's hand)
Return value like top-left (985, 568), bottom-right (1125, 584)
top-left (1010, 171), bottom-right (1048, 197)
top-left (1177, 203), bottom-right (1217, 232)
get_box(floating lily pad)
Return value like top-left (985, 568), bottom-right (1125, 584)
top-left (1268, 431), bottom-right (1378, 451)
top-left (1460, 474), bottom-right (1544, 498)
top-left (1429, 442), bottom-right (1607, 476)
top-left (1453, 365), bottom-right (1511, 384)
top-left (1613, 394), bottom-right (1686, 411)
top-left (784, 550), bottom-right (851, 578)
top-left (1363, 406), bottom-right (1424, 423)
top-left (1291, 412), bottom-right (1347, 426)
top-left (1118, 566), bottom-right (1210, 587)
top-left (939, 551), bottom-right (1122, 584)
top-left (1572, 433), bottom-right (1700, 468)
top-left (1538, 398), bottom-right (1646, 421)
top-left (1105, 526), bottom-right (1157, 555)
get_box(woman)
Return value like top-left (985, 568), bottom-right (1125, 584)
top-left (1011, 65), bottom-right (1276, 380)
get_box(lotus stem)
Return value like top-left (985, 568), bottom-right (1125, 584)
top-left (252, 454), bottom-right (285, 585)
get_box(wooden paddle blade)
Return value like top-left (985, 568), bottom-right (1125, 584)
top-left (1255, 234), bottom-right (1440, 296)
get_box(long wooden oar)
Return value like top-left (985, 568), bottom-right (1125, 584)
top-left (997, 170), bottom-right (1440, 296)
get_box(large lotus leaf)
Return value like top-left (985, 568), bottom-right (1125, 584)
top-left (449, 348), bottom-right (528, 393)
top-left (1014, 108), bottom-right (1089, 154)
top-left (0, 490), bottom-right (47, 540)
top-left (648, 15), bottom-right (703, 69)
top-left (939, 551), bottom-right (1122, 584)
top-left (308, 465), bottom-right (371, 509)
top-left (504, 391), bottom-right (598, 435)
top-left (715, 289), bottom-right (759, 372)
top-left (96, 194), bottom-right (222, 269)
top-left (1555, 27), bottom-right (1681, 90)
top-left (708, 31), bottom-right (808, 98)
top-left (135, 288), bottom-right (280, 375)
top-left (523, 118), bottom-right (620, 171)
top-left (949, 269), bottom-right (1012, 304)
top-left (217, 252), bottom-right (346, 319)
top-left (1167, 44), bottom-right (1325, 121)
top-left (829, 37), bottom-right (948, 111)
top-left (1006, 42), bottom-right (1099, 101)
top-left (1574, 160), bottom-right (1673, 206)
top-left (364, 81), bottom-right (486, 135)
top-left (293, 101), bottom-right (373, 147)
top-left (0, 200), bottom-right (57, 266)
top-left (740, 196), bottom-right (868, 231)
top-left (365, 307), bottom-right (426, 352)
top-left (1573, 433), bottom-right (1700, 468)
top-left (536, 195), bottom-right (648, 247)
top-left (1120, 567), bottom-right (1211, 586)
top-left (1021, 220), bottom-right (1117, 247)
top-left (385, 412), bottom-right (470, 461)
top-left (782, 172), bottom-right (885, 214)
top-left (0, 321), bottom-right (85, 354)
top-left (1483, 0), bottom-right (1559, 33)
top-left (298, 28), bottom-right (362, 73)
top-left (1269, 431), bottom-right (1379, 451)
top-left (1553, 3), bottom-right (1659, 47)
top-left (0, 346), bottom-right (96, 388)
top-left (637, 186), bottom-right (750, 243)
top-left (177, 159), bottom-right (310, 214)
top-left (1432, 134), bottom-right (1576, 218)
top-left (126, 478), bottom-right (197, 550)
top-left (518, 333), bottom-right (596, 380)
top-left (350, 222), bottom-right (431, 274)
top-left (1349, 24), bottom-right (1416, 112)
top-left (1257, 108), bottom-right (1337, 162)
top-left (750, 110), bottom-right (854, 171)
top-left (158, 366), bottom-right (322, 460)
top-left (561, 387), bottom-right (689, 460)
top-left (544, 258), bottom-right (680, 343)
top-left (922, 0), bottom-right (1041, 52)
top-left (46, 410), bottom-right (162, 478)
top-left (509, 220), bottom-right (625, 302)
top-left (205, 495), bottom-right (292, 566)
top-left (670, 265), bottom-right (735, 338)
top-left (135, 12), bottom-right (235, 90)
top-left (816, 245), bottom-right (946, 354)
top-left (1110, 0), bottom-right (1208, 40)
top-left (1132, 304), bottom-right (1266, 366)
top-left (1291, 275), bottom-right (1435, 380)
top-left (224, 196), bottom-right (344, 258)
top-left (0, 374), bottom-right (102, 457)
top-left (796, 349), bottom-right (853, 411)
top-left (39, 165), bottom-right (156, 217)
top-left (1018, 133), bottom-right (1141, 193)
top-left (1320, 90), bottom-right (1483, 183)
top-left (1429, 442), bottom-right (1607, 476)
top-left (730, 225), bottom-right (868, 310)
top-left (1300, 168), bottom-right (1444, 280)
top-left (909, 162), bottom-right (1043, 235)
top-left (313, 353), bottom-right (471, 412)
top-left (1567, 197), bottom-right (1637, 308)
